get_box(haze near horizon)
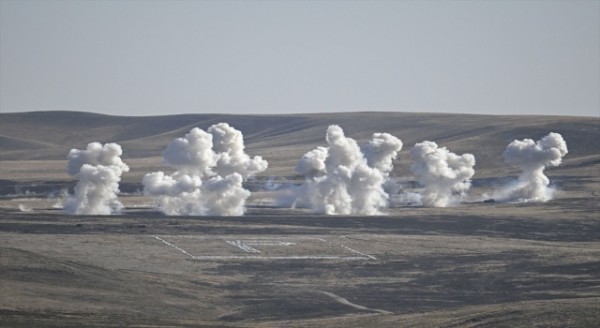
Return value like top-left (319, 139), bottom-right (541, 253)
top-left (1, 0), bottom-right (598, 117)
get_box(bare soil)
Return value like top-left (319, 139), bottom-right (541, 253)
top-left (1, 193), bottom-right (599, 327)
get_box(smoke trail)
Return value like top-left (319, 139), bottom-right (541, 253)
top-left (49, 188), bottom-right (69, 209)
top-left (493, 132), bottom-right (568, 202)
top-left (65, 142), bottom-right (129, 215)
top-left (410, 141), bottom-right (476, 207)
top-left (289, 125), bottom-right (402, 215)
top-left (142, 123), bottom-right (267, 216)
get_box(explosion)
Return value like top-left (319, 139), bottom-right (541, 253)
top-left (65, 142), bottom-right (129, 215)
top-left (142, 123), bottom-right (268, 215)
top-left (409, 141), bottom-right (476, 207)
top-left (289, 125), bottom-right (402, 215)
top-left (494, 132), bottom-right (568, 202)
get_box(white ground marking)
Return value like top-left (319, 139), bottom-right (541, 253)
top-left (156, 235), bottom-right (327, 242)
top-left (152, 235), bottom-right (375, 261)
top-left (153, 235), bottom-right (196, 259)
top-left (242, 241), bottom-right (296, 246)
top-left (226, 240), bottom-right (261, 253)
top-left (341, 244), bottom-right (377, 260)
top-left (319, 291), bottom-right (392, 315)
top-left (190, 255), bottom-right (369, 260)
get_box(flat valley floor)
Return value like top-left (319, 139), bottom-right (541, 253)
top-left (1, 197), bottom-right (599, 327)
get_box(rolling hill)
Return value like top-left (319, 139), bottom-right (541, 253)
top-left (0, 111), bottom-right (598, 181)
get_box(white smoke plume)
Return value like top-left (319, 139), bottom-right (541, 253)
top-left (493, 132), bottom-right (568, 202)
top-left (410, 141), bottom-right (476, 207)
top-left (289, 125), bottom-right (402, 215)
top-left (49, 188), bottom-right (69, 209)
top-left (65, 142), bottom-right (129, 215)
top-left (142, 123), bottom-right (268, 216)
top-left (18, 204), bottom-right (32, 212)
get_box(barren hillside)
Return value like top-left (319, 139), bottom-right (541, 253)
top-left (1, 111), bottom-right (598, 181)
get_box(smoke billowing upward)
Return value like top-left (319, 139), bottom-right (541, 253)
top-left (142, 123), bottom-right (268, 216)
top-left (410, 141), bottom-right (475, 207)
top-left (289, 125), bottom-right (402, 215)
top-left (65, 142), bottom-right (129, 215)
top-left (494, 132), bottom-right (568, 202)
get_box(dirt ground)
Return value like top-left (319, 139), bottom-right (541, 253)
top-left (1, 190), bottom-right (599, 327)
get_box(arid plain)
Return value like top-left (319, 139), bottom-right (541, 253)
top-left (1, 111), bottom-right (599, 327)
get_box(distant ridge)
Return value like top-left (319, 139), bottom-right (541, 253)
top-left (1, 111), bottom-right (598, 178)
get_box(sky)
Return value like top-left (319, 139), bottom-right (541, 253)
top-left (0, 0), bottom-right (598, 117)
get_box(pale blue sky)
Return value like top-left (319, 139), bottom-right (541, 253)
top-left (1, 0), bottom-right (598, 117)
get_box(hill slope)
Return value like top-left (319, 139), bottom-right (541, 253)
top-left (1, 111), bottom-right (598, 179)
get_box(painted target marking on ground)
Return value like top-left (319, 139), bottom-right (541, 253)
top-left (153, 235), bottom-right (375, 261)
top-left (225, 240), bottom-right (261, 253)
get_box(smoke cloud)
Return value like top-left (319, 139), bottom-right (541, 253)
top-left (288, 125), bottom-right (402, 215)
top-left (143, 123), bottom-right (268, 216)
top-left (493, 132), bottom-right (568, 202)
top-left (65, 142), bottom-right (129, 215)
top-left (410, 141), bottom-right (476, 207)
